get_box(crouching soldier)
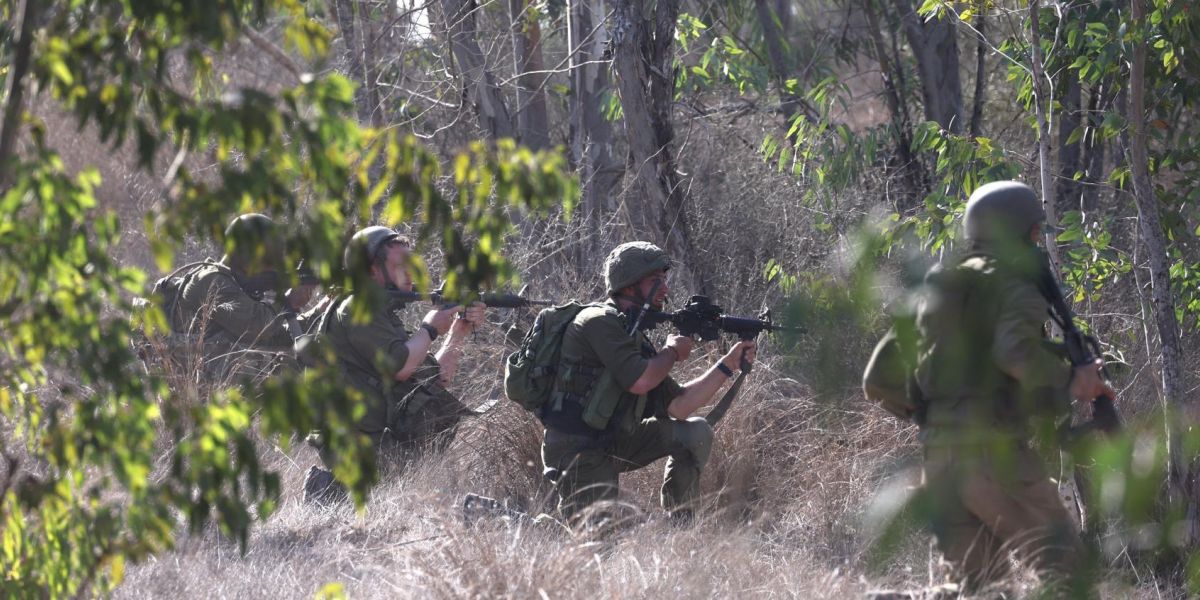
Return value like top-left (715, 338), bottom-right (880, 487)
top-left (540, 242), bottom-right (755, 524)
top-left (303, 226), bottom-right (485, 503)
top-left (156, 213), bottom-right (316, 381)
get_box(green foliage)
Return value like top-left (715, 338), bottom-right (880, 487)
top-left (0, 1), bottom-right (575, 596)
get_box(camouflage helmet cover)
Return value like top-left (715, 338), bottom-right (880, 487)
top-left (604, 241), bottom-right (671, 294)
top-left (963, 181), bottom-right (1046, 242)
top-left (343, 225), bottom-right (404, 272)
top-left (223, 213), bottom-right (283, 266)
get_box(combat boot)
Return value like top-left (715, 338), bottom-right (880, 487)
top-left (303, 465), bottom-right (348, 506)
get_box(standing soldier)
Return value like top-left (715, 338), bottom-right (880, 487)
top-left (159, 213), bottom-right (315, 379)
top-left (866, 181), bottom-right (1115, 593)
top-left (303, 226), bottom-right (485, 503)
top-left (540, 242), bottom-right (756, 524)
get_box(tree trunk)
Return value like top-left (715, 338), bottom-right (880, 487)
top-left (968, 7), bottom-right (986, 138)
top-left (1079, 82), bottom-right (1109, 212)
top-left (1127, 0), bottom-right (1190, 543)
top-left (0, 0), bottom-right (38, 188)
top-left (509, 0), bottom-right (550, 149)
top-left (332, 0), bottom-right (385, 126)
top-left (568, 0), bottom-right (622, 232)
top-left (863, 0), bottom-right (926, 203)
top-left (440, 0), bottom-right (517, 139)
top-left (755, 0), bottom-right (805, 129)
top-left (609, 0), bottom-right (707, 293)
top-left (892, 0), bottom-right (963, 133)
top-left (1028, 1), bottom-right (1063, 273)
top-left (1056, 57), bottom-right (1083, 215)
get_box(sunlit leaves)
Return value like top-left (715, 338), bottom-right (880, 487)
top-left (1, 0), bottom-right (576, 596)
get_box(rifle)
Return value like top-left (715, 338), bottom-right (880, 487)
top-left (634, 295), bottom-right (802, 426)
top-left (637, 295), bottom-right (802, 350)
top-left (1036, 255), bottom-right (1123, 437)
top-left (387, 284), bottom-right (553, 310)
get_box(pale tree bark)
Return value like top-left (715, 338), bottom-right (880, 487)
top-left (1127, 0), bottom-right (1190, 542)
top-left (1028, 0), bottom-right (1063, 273)
top-left (609, 0), bottom-right (707, 293)
top-left (1079, 82), bottom-right (1110, 212)
top-left (509, 0), bottom-right (550, 149)
top-left (891, 0), bottom-right (963, 133)
top-left (439, 0), bottom-right (517, 139)
top-left (568, 0), bottom-right (621, 230)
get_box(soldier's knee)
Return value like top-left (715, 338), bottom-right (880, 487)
top-left (674, 417), bottom-right (714, 466)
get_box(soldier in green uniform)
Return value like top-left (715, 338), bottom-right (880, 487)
top-left (303, 226), bottom-right (485, 502)
top-left (540, 242), bottom-right (756, 523)
top-left (900, 181), bottom-right (1115, 591)
top-left (163, 213), bottom-right (316, 379)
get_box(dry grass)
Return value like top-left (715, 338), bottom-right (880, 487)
top-left (113, 330), bottom-right (1174, 599)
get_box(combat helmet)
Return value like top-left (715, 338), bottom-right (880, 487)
top-left (343, 225), bottom-right (404, 273)
top-left (223, 213), bottom-right (284, 268)
top-left (604, 241), bottom-right (671, 294)
top-left (963, 181), bottom-right (1045, 242)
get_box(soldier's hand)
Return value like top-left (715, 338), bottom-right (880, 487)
top-left (664, 334), bottom-right (694, 362)
top-left (1070, 359), bottom-right (1116, 403)
top-left (422, 305), bottom-right (461, 337)
top-left (285, 283), bottom-right (317, 311)
top-left (450, 301), bottom-right (487, 338)
top-left (721, 340), bottom-right (757, 372)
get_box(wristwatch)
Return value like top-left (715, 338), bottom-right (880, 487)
top-left (716, 362), bottom-right (735, 378)
top-left (420, 323), bottom-right (439, 342)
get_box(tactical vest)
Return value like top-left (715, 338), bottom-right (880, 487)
top-left (545, 305), bottom-right (651, 434)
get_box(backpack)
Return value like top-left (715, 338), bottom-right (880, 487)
top-left (147, 261), bottom-right (212, 333)
top-left (504, 302), bottom-right (598, 414)
top-left (862, 313), bottom-right (923, 422)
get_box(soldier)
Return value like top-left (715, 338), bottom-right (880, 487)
top-left (303, 226), bottom-right (485, 503)
top-left (885, 181), bottom-right (1115, 592)
top-left (161, 213), bottom-right (315, 380)
top-left (540, 242), bottom-right (756, 524)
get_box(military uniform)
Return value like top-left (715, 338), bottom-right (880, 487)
top-left (319, 294), bottom-right (468, 467)
top-left (541, 299), bottom-right (713, 519)
top-left (165, 259), bottom-right (295, 379)
top-left (911, 248), bottom-right (1085, 587)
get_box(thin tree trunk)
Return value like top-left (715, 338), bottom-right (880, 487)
top-left (0, 0), bottom-right (38, 189)
top-left (968, 7), bottom-right (986, 138)
top-left (1056, 61), bottom-right (1083, 214)
top-left (332, 0), bottom-right (384, 126)
top-left (440, 0), bottom-right (517, 139)
top-left (1028, 0), bottom-right (1062, 273)
top-left (891, 0), bottom-right (963, 132)
top-left (1127, 0), bottom-right (1190, 542)
top-left (863, 0), bottom-right (925, 202)
top-left (755, 0), bottom-right (803, 129)
top-left (1080, 82), bottom-right (1108, 212)
top-left (509, 0), bottom-right (550, 149)
top-left (609, 0), bottom-right (707, 293)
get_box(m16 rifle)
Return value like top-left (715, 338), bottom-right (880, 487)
top-left (634, 295), bottom-right (801, 426)
top-left (1036, 255), bottom-right (1123, 438)
top-left (388, 284), bottom-right (553, 310)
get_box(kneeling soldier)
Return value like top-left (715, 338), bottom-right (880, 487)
top-left (304, 226), bottom-right (485, 502)
top-left (541, 242), bottom-right (755, 523)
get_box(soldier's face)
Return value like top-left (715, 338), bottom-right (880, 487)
top-left (634, 269), bottom-right (670, 309)
top-left (376, 244), bottom-right (413, 291)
